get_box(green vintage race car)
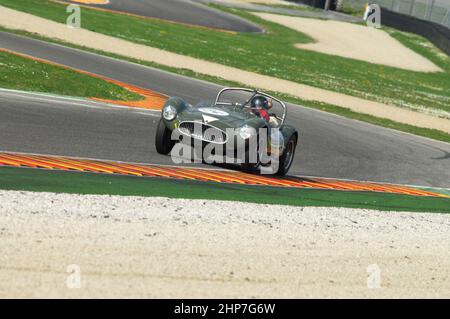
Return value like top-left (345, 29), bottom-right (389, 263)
top-left (155, 88), bottom-right (299, 175)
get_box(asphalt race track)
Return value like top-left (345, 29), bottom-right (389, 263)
top-left (1, 32), bottom-right (450, 187)
top-left (64, 0), bottom-right (262, 32)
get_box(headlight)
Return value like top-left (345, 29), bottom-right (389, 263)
top-left (162, 105), bottom-right (177, 121)
top-left (238, 125), bottom-right (256, 139)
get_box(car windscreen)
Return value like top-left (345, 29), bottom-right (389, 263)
top-left (216, 89), bottom-right (285, 124)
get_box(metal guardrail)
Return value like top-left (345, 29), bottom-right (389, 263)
top-left (342, 0), bottom-right (450, 28)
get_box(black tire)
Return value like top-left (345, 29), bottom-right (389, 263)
top-left (275, 134), bottom-right (297, 176)
top-left (155, 118), bottom-right (175, 155)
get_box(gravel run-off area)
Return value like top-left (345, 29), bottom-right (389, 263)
top-left (253, 12), bottom-right (442, 72)
top-left (0, 190), bottom-right (449, 298)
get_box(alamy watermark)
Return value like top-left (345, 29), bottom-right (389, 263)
top-left (66, 264), bottom-right (82, 289)
top-left (66, 4), bottom-right (81, 29)
top-left (169, 125), bottom-right (285, 174)
top-left (367, 263), bottom-right (381, 289)
top-left (364, 4), bottom-right (381, 28)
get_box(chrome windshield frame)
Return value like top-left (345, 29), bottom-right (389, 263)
top-left (214, 87), bottom-right (287, 127)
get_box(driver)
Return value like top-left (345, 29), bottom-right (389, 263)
top-left (250, 95), bottom-right (272, 124)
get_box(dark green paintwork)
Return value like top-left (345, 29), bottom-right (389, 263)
top-left (161, 96), bottom-right (298, 148)
top-left (163, 97), bottom-right (266, 130)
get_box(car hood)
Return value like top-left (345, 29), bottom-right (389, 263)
top-left (178, 104), bottom-right (266, 130)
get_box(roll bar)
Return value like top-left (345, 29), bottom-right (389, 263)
top-left (214, 87), bottom-right (287, 127)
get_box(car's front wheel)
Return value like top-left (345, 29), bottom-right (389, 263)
top-left (155, 118), bottom-right (175, 155)
top-left (274, 134), bottom-right (297, 176)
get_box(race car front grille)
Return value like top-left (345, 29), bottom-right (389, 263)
top-left (178, 122), bottom-right (227, 144)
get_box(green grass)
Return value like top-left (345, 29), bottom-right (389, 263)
top-left (0, 167), bottom-right (449, 213)
top-left (340, 3), bottom-right (366, 17)
top-left (249, 3), bottom-right (322, 13)
top-left (1, 0), bottom-right (449, 117)
top-left (1, 26), bottom-right (449, 143)
top-left (0, 49), bottom-right (142, 101)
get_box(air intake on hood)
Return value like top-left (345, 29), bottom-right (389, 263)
top-left (178, 122), bottom-right (227, 144)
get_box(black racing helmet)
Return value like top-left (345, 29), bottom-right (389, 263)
top-left (250, 95), bottom-right (270, 110)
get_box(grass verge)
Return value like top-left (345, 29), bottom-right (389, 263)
top-left (1, 26), bottom-right (449, 143)
top-left (0, 167), bottom-right (449, 213)
top-left (0, 49), bottom-right (142, 101)
top-left (0, 0), bottom-right (449, 116)
top-left (249, 3), bottom-right (322, 13)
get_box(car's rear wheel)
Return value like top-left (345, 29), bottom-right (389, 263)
top-left (275, 134), bottom-right (297, 176)
top-left (155, 118), bottom-right (175, 155)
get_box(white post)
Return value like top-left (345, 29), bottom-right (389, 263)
top-left (426, 0), bottom-right (436, 21)
top-left (442, 8), bottom-right (450, 27)
top-left (408, 0), bottom-right (416, 16)
top-left (324, 0), bottom-right (332, 11)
